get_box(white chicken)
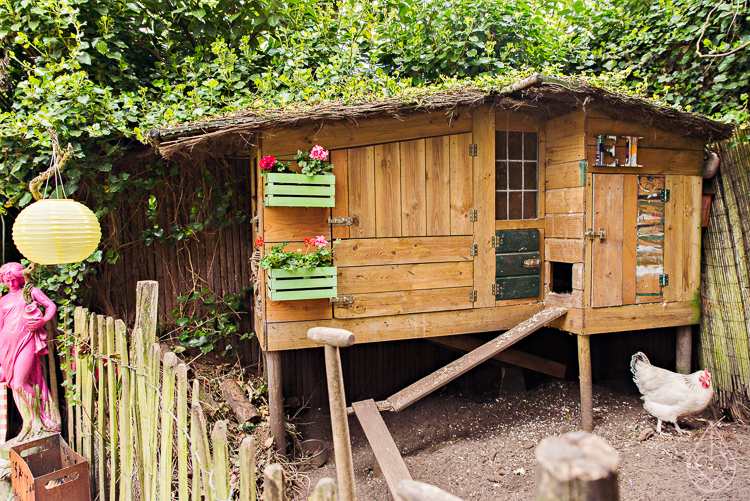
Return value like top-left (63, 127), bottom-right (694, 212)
top-left (630, 351), bottom-right (713, 434)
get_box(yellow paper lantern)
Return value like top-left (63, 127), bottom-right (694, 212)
top-left (12, 199), bottom-right (101, 265)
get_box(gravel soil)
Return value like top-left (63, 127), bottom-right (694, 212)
top-left (293, 380), bottom-right (750, 500)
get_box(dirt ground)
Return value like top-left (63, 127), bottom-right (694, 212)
top-left (293, 380), bottom-right (750, 500)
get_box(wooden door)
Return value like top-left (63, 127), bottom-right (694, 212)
top-left (332, 133), bottom-right (476, 319)
top-left (591, 174), bottom-right (665, 307)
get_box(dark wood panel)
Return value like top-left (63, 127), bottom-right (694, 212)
top-left (496, 251), bottom-right (540, 277)
top-left (495, 275), bottom-right (540, 300)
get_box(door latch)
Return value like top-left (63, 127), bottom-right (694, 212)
top-left (524, 259), bottom-right (541, 268)
top-left (330, 295), bottom-right (354, 306)
top-left (328, 216), bottom-right (353, 226)
top-left (585, 228), bottom-right (606, 240)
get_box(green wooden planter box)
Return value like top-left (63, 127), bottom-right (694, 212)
top-left (267, 267), bottom-right (337, 301)
top-left (264, 173), bottom-right (336, 207)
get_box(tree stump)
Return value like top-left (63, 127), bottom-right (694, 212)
top-left (535, 432), bottom-right (620, 501)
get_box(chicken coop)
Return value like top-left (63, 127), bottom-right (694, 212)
top-left (153, 74), bottom-right (733, 449)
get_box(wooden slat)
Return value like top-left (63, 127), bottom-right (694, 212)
top-left (545, 290), bottom-right (584, 309)
top-left (546, 188), bottom-right (585, 214)
top-left (264, 207), bottom-right (331, 243)
top-left (546, 162), bottom-right (585, 190)
top-left (473, 107), bottom-right (496, 307)
top-left (546, 135), bottom-right (586, 165)
top-left (266, 298), bottom-right (332, 323)
top-left (159, 353), bottom-right (178, 501)
top-left (684, 176), bottom-right (702, 300)
top-left (375, 142), bottom-right (402, 237)
top-left (546, 111), bottom-right (585, 143)
top-left (400, 139), bottom-right (427, 236)
top-left (426, 136), bottom-right (451, 236)
top-left (116, 320), bottom-right (133, 501)
top-left (586, 117), bottom-right (703, 151)
top-left (572, 263), bottom-right (584, 290)
top-left (262, 108), bottom-right (474, 156)
top-left (495, 110), bottom-right (544, 132)
top-left (349, 146), bottom-right (376, 238)
top-left (96, 316), bottom-right (106, 497)
top-left (334, 236), bottom-right (472, 267)
top-left (387, 306), bottom-right (567, 411)
top-left (330, 149), bottom-right (349, 239)
top-left (591, 174), bottom-right (624, 307)
top-left (622, 175), bottom-right (638, 305)
top-left (545, 214), bottom-right (584, 239)
top-left (450, 133), bottom-right (473, 235)
top-left (548, 307), bottom-right (583, 333)
top-left (337, 262), bottom-right (473, 294)
top-left (352, 399), bottom-right (412, 501)
top-left (586, 147), bottom-right (703, 176)
top-left (334, 287), bottom-right (473, 319)
top-left (106, 318), bottom-right (118, 501)
top-left (495, 219), bottom-right (546, 230)
top-left (585, 301), bottom-right (700, 334)
top-left (545, 238), bottom-right (584, 263)
top-left (663, 174), bottom-right (681, 303)
top-left (266, 303), bottom-right (547, 350)
top-left (428, 335), bottom-right (567, 378)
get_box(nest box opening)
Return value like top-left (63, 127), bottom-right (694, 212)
top-left (550, 262), bottom-right (574, 294)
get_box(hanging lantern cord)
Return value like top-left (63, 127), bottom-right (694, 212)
top-left (22, 130), bottom-right (74, 303)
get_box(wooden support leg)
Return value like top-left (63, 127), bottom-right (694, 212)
top-left (324, 344), bottom-right (357, 501)
top-left (676, 325), bottom-right (692, 374)
top-left (266, 351), bottom-right (286, 454)
top-left (577, 335), bottom-right (593, 433)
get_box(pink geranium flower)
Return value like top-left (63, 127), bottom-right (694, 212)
top-left (260, 155), bottom-right (276, 170)
top-left (310, 145), bottom-right (329, 161)
top-left (314, 235), bottom-right (328, 248)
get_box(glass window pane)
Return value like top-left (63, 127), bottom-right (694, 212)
top-left (508, 162), bottom-right (523, 190)
top-left (496, 192), bottom-right (508, 220)
top-left (508, 132), bottom-right (523, 160)
top-left (496, 161), bottom-right (507, 190)
top-left (495, 131), bottom-right (507, 160)
top-left (524, 132), bottom-right (538, 160)
top-left (509, 192), bottom-right (523, 220)
top-left (523, 192), bottom-right (537, 220)
top-left (524, 162), bottom-right (537, 190)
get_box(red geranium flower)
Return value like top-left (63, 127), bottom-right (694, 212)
top-left (255, 236), bottom-right (264, 247)
top-left (260, 156), bottom-right (276, 171)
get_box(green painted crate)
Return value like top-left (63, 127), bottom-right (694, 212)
top-left (267, 267), bottom-right (337, 301)
top-left (264, 173), bottom-right (336, 207)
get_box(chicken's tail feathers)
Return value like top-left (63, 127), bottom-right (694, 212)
top-left (630, 351), bottom-right (650, 376)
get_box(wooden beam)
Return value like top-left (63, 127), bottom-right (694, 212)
top-left (265, 352), bottom-right (286, 453)
top-left (428, 335), bottom-right (567, 379)
top-left (353, 399), bottom-right (412, 501)
top-left (676, 325), bottom-right (692, 374)
top-left (577, 335), bottom-right (593, 433)
top-left (387, 307), bottom-right (567, 412)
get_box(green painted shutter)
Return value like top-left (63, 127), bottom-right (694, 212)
top-left (495, 229), bottom-right (541, 300)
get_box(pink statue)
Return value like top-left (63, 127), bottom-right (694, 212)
top-left (0, 262), bottom-right (61, 450)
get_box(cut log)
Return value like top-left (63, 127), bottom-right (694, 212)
top-left (534, 431), bottom-right (620, 501)
top-left (387, 306), bottom-right (567, 412)
top-left (220, 379), bottom-right (261, 424)
top-left (353, 399), bottom-right (411, 501)
top-left (428, 335), bottom-right (567, 378)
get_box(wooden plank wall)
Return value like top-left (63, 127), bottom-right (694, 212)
top-left (544, 111), bottom-right (586, 333)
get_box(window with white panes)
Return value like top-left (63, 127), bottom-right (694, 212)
top-left (495, 131), bottom-right (538, 220)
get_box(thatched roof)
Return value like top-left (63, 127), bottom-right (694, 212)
top-left (152, 74), bottom-right (734, 158)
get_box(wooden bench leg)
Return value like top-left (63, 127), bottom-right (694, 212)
top-left (266, 351), bottom-right (286, 454)
top-left (577, 335), bottom-right (593, 433)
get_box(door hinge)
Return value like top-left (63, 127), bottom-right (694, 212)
top-left (491, 283), bottom-right (497, 295)
top-left (660, 189), bottom-right (671, 203)
top-left (329, 295), bottom-right (354, 306)
top-left (659, 274), bottom-right (669, 287)
top-left (491, 235), bottom-right (498, 248)
top-left (469, 144), bottom-right (478, 156)
top-left (469, 209), bottom-right (477, 222)
top-left (470, 244), bottom-right (478, 256)
top-left (469, 290), bottom-right (477, 302)
top-left (328, 216), bottom-right (353, 226)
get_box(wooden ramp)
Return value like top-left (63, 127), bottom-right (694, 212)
top-left (387, 306), bottom-right (567, 412)
top-left (353, 399), bottom-right (412, 501)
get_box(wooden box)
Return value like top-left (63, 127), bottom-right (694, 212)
top-left (267, 267), bottom-right (337, 301)
top-left (264, 173), bottom-right (335, 207)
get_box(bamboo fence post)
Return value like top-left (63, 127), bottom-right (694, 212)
top-left (105, 318), bottom-right (119, 501)
top-left (192, 402), bottom-right (215, 501)
top-left (96, 315), bottom-right (107, 499)
top-left (177, 364), bottom-right (189, 501)
top-left (239, 436), bottom-right (256, 501)
top-left (309, 478), bottom-right (336, 501)
top-left (263, 464), bottom-right (285, 501)
top-left (159, 352), bottom-right (178, 501)
top-left (116, 319), bottom-right (133, 501)
top-left (191, 380), bottom-right (201, 501)
top-left (212, 421), bottom-right (230, 501)
top-left (147, 343), bottom-right (162, 501)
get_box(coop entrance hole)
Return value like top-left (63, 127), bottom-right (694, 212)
top-left (550, 262), bottom-right (574, 294)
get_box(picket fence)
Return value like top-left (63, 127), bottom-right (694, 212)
top-left (65, 280), bottom-right (333, 501)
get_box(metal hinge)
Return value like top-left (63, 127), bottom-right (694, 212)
top-left (585, 228), bottom-right (606, 240)
top-left (469, 209), bottom-right (477, 222)
top-left (328, 216), bottom-right (353, 226)
top-left (660, 189), bottom-right (671, 202)
top-left (470, 244), bottom-right (478, 256)
top-left (469, 144), bottom-right (478, 156)
top-left (659, 274), bottom-right (669, 287)
top-left (469, 290), bottom-right (477, 302)
top-left (330, 295), bottom-right (354, 306)
top-left (491, 283), bottom-right (497, 295)
top-left (491, 235), bottom-right (498, 248)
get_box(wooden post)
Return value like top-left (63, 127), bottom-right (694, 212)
top-left (239, 436), bottom-right (257, 501)
top-left (265, 351), bottom-right (286, 454)
top-left (534, 431), bottom-right (620, 501)
top-left (96, 316), bottom-right (106, 499)
top-left (159, 352), bottom-right (178, 501)
top-left (307, 328), bottom-right (357, 501)
top-left (212, 421), bottom-right (230, 501)
top-left (116, 319), bottom-right (133, 501)
top-left (309, 478), bottom-right (336, 501)
top-left (263, 464), bottom-right (286, 501)
top-left (176, 364), bottom-right (189, 501)
top-left (676, 325), bottom-right (692, 374)
top-left (105, 318), bottom-right (118, 501)
top-left (396, 480), bottom-right (464, 501)
top-left (191, 380), bottom-right (201, 501)
top-left (577, 335), bottom-right (593, 433)
top-left (192, 402), bottom-right (214, 501)
top-left (134, 281), bottom-right (159, 347)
